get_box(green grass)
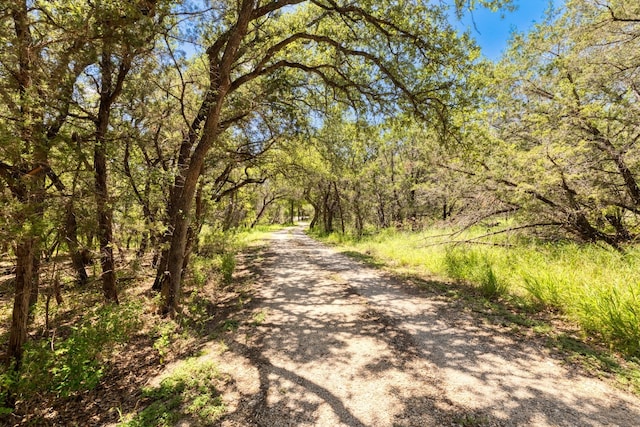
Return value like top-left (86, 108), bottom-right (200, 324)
top-left (118, 357), bottom-right (226, 427)
top-left (234, 224), bottom-right (286, 247)
top-left (192, 224), bottom-right (283, 287)
top-left (311, 226), bottom-right (640, 359)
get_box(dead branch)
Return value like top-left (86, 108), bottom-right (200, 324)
top-left (420, 222), bottom-right (564, 248)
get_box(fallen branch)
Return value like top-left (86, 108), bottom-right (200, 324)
top-left (420, 222), bottom-right (564, 248)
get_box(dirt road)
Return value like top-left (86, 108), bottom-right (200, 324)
top-left (216, 226), bottom-right (640, 426)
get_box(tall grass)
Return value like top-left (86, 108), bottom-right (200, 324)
top-left (314, 227), bottom-right (640, 358)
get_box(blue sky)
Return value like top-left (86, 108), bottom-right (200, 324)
top-left (454, 0), bottom-right (558, 60)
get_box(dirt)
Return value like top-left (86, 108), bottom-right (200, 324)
top-left (211, 226), bottom-right (640, 427)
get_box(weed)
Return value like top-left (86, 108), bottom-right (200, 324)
top-left (443, 249), bottom-right (506, 299)
top-left (522, 275), bottom-right (564, 309)
top-left (221, 319), bottom-right (239, 332)
top-left (119, 358), bottom-right (226, 427)
top-left (152, 320), bottom-right (179, 364)
top-left (580, 287), bottom-right (640, 357)
top-left (217, 340), bottom-right (229, 354)
top-left (480, 265), bottom-right (506, 300)
top-left (251, 310), bottom-right (267, 326)
top-left (0, 368), bottom-right (17, 415)
top-left (220, 252), bottom-right (235, 284)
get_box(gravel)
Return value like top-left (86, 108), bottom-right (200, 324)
top-left (214, 226), bottom-right (640, 427)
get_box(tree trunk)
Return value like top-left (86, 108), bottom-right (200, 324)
top-left (160, 191), bottom-right (194, 315)
top-left (7, 239), bottom-right (35, 369)
top-left (159, 0), bottom-right (256, 315)
top-left (94, 44), bottom-right (119, 304)
top-left (377, 192), bottom-right (388, 228)
top-left (333, 182), bottom-right (345, 234)
top-left (137, 230), bottom-right (149, 258)
top-left (95, 139), bottom-right (118, 302)
top-left (251, 196), bottom-right (275, 228)
top-left (289, 199), bottom-right (295, 224)
top-left (222, 191), bottom-right (237, 231)
top-left (152, 248), bottom-right (168, 292)
top-left (65, 202), bottom-right (89, 286)
top-left (353, 187), bottom-right (364, 237)
top-left (322, 189), bottom-right (332, 232)
top-left (160, 144), bottom-right (212, 314)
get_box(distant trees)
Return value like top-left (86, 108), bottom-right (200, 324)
top-left (290, 0), bottom-right (640, 248)
top-left (151, 0), bottom-right (487, 315)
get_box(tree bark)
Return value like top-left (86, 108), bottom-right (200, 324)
top-left (7, 240), bottom-right (35, 368)
top-left (94, 42), bottom-right (121, 304)
top-left (161, 169), bottom-right (204, 314)
top-left (28, 253), bottom-right (40, 309)
top-left (159, 0), bottom-right (256, 315)
top-left (6, 1), bottom-right (42, 371)
top-left (182, 180), bottom-right (205, 270)
top-left (95, 134), bottom-right (118, 302)
top-left (65, 202), bottom-right (89, 286)
top-left (251, 195), bottom-right (277, 228)
top-left (353, 186), bottom-right (364, 237)
top-left (305, 191), bottom-right (320, 229)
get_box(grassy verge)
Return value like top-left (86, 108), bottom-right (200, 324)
top-left (309, 226), bottom-right (640, 393)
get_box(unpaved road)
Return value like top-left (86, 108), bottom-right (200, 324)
top-left (216, 226), bottom-right (640, 426)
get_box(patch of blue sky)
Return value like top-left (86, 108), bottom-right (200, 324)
top-left (452, 0), bottom-right (561, 61)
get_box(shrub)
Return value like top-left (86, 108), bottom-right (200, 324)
top-left (1, 301), bottom-right (143, 405)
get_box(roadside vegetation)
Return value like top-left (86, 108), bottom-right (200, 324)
top-left (0, 225), bottom-right (278, 425)
top-left (310, 225), bottom-right (640, 393)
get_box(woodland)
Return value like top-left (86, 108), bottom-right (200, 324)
top-left (1, 0), bottom-right (640, 423)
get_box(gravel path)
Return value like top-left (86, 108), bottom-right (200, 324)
top-left (216, 226), bottom-right (640, 426)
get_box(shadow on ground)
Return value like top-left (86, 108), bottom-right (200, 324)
top-left (217, 227), bottom-right (640, 427)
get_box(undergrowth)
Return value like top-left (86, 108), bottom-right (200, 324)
top-left (118, 358), bottom-right (226, 427)
top-left (0, 300), bottom-right (143, 413)
top-left (0, 224), bottom-right (279, 423)
top-left (194, 224), bottom-right (281, 287)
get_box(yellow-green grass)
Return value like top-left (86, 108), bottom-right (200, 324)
top-left (314, 227), bottom-right (640, 358)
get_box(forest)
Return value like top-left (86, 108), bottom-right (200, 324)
top-left (1, 0), bottom-right (640, 424)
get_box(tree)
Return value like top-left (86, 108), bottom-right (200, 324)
top-left (0, 0), bottom-right (171, 369)
top-left (154, 0), bottom-right (490, 315)
top-left (478, 0), bottom-right (640, 245)
top-left (86, 0), bottom-right (170, 302)
top-left (0, 0), bottom-right (96, 369)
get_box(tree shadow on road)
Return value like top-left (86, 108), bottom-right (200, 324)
top-left (215, 227), bottom-right (640, 426)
